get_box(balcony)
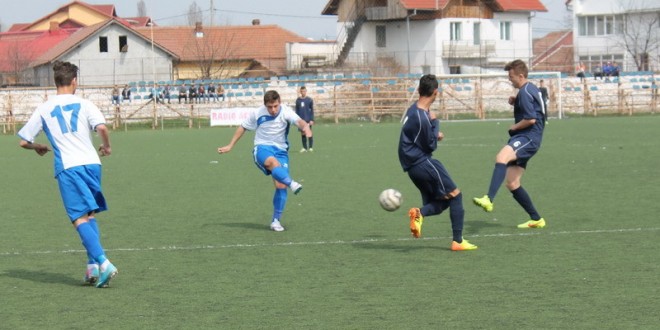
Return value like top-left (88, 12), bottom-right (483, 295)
top-left (442, 40), bottom-right (496, 58)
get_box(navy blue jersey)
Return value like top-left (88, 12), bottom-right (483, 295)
top-left (513, 82), bottom-right (545, 141)
top-left (295, 96), bottom-right (314, 122)
top-left (398, 103), bottom-right (440, 172)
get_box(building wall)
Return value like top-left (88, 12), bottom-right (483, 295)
top-left (34, 24), bottom-right (174, 86)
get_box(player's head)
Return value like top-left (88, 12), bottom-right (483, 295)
top-left (418, 74), bottom-right (439, 98)
top-left (264, 90), bottom-right (281, 115)
top-left (53, 61), bottom-right (78, 88)
top-left (505, 59), bottom-right (528, 88)
top-left (300, 86), bottom-right (307, 97)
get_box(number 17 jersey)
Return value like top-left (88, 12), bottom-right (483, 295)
top-left (18, 94), bottom-right (106, 177)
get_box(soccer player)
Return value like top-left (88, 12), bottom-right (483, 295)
top-left (217, 90), bottom-right (311, 232)
top-left (17, 61), bottom-right (118, 288)
top-left (473, 59), bottom-right (547, 229)
top-left (294, 86), bottom-right (314, 152)
top-left (399, 74), bottom-right (477, 251)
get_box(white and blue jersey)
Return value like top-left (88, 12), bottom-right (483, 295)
top-left (18, 94), bottom-right (106, 177)
top-left (241, 103), bottom-right (301, 151)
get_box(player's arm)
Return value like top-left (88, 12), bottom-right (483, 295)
top-left (296, 118), bottom-right (312, 138)
top-left (96, 124), bottom-right (112, 156)
top-left (309, 99), bottom-right (315, 125)
top-left (19, 140), bottom-right (50, 156)
top-left (217, 126), bottom-right (246, 154)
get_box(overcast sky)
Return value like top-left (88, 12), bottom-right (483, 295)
top-left (0, 0), bottom-right (570, 39)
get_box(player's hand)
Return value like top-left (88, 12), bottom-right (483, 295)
top-left (34, 144), bottom-right (51, 156)
top-left (508, 96), bottom-right (516, 105)
top-left (437, 131), bottom-right (444, 141)
top-left (217, 146), bottom-right (231, 154)
top-left (309, 120), bottom-right (314, 126)
top-left (98, 145), bottom-right (111, 156)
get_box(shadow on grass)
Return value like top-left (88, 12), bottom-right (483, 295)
top-left (220, 222), bottom-right (269, 231)
top-left (464, 219), bottom-right (504, 233)
top-left (4, 269), bottom-right (81, 287)
top-left (353, 242), bottom-right (445, 253)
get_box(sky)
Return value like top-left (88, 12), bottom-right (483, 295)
top-left (0, 0), bottom-right (570, 39)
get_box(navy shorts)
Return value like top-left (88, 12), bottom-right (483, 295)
top-left (406, 158), bottom-right (458, 204)
top-left (507, 135), bottom-right (540, 168)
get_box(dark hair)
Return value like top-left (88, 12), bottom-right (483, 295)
top-left (299, 86), bottom-right (307, 91)
top-left (53, 61), bottom-right (78, 87)
top-left (504, 59), bottom-right (528, 78)
top-left (418, 74), bottom-right (438, 97)
top-left (264, 90), bottom-right (281, 104)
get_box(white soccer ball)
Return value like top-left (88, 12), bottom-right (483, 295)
top-left (379, 189), bottom-right (402, 212)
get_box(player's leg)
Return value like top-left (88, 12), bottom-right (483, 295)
top-left (270, 179), bottom-right (288, 231)
top-left (506, 165), bottom-right (545, 229)
top-left (474, 140), bottom-right (519, 212)
top-left (300, 130), bottom-right (308, 152)
top-left (307, 124), bottom-right (314, 151)
top-left (261, 148), bottom-right (302, 194)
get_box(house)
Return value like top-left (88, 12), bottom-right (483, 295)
top-left (567, 0), bottom-right (660, 72)
top-left (322, 0), bottom-right (547, 75)
top-left (133, 20), bottom-right (310, 80)
top-left (532, 30), bottom-right (573, 73)
top-left (0, 1), bottom-right (168, 86)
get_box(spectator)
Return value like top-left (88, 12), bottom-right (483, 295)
top-left (121, 84), bottom-right (131, 103)
top-left (593, 66), bottom-right (604, 80)
top-left (208, 83), bottom-right (217, 102)
top-left (198, 84), bottom-right (207, 103)
top-left (189, 84), bottom-right (198, 103)
top-left (163, 84), bottom-right (172, 104)
top-left (217, 84), bottom-right (226, 101)
top-left (178, 83), bottom-right (188, 104)
top-left (575, 62), bottom-right (586, 81)
top-left (111, 85), bottom-right (120, 105)
top-left (603, 62), bottom-right (613, 77)
top-left (150, 84), bottom-right (163, 103)
top-left (611, 62), bottom-right (620, 77)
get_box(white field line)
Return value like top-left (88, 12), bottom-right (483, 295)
top-left (1, 227), bottom-right (658, 257)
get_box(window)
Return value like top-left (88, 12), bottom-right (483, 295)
top-left (473, 22), bottom-right (481, 45)
top-left (499, 21), bottom-right (511, 40)
top-left (119, 36), bottom-right (128, 52)
top-left (450, 22), bottom-right (461, 41)
top-left (99, 36), bottom-right (108, 53)
top-left (577, 15), bottom-right (623, 36)
top-left (376, 25), bottom-right (386, 48)
top-left (449, 65), bottom-right (461, 74)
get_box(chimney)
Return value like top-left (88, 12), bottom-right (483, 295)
top-left (195, 22), bottom-right (204, 38)
top-left (49, 21), bottom-right (60, 32)
top-left (252, 19), bottom-right (260, 26)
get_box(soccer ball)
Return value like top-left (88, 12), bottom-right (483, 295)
top-left (379, 189), bottom-right (402, 212)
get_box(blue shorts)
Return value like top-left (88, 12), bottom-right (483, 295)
top-left (507, 135), bottom-right (540, 168)
top-left (56, 164), bottom-right (107, 221)
top-left (253, 145), bottom-right (289, 175)
top-left (407, 158), bottom-right (458, 204)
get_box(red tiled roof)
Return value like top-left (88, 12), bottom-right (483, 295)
top-left (8, 23), bottom-right (31, 32)
top-left (323, 0), bottom-right (546, 14)
top-left (134, 25), bottom-right (308, 75)
top-left (121, 17), bottom-right (152, 27)
top-left (17, 1), bottom-right (117, 32)
top-left (0, 29), bottom-right (76, 72)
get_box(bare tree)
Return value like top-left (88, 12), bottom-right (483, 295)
top-left (188, 2), bottom-right (203, 26)
top-left (618, 1), bottom-right (660, 71)
top-left (180, 28), bottom-right (246, 79)
top-left (4, 41), bottom-right (35, 85)
top-left (137, 0), bottom-right (147, 17)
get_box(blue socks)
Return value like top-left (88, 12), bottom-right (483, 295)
top-left (511, 186), bottom-right (541, 220)
top-left (487, 163), bottom-right (507, 200)
top-left (85, 218), bottom-right (100, 264)
top-left (448, 194), bottom-right (465, 243)
top-left (271, 166), bottom-right (292, 186)
top-left (272, 188), bottom-right (287, 222)
top-left (76, 221), bottom-right (107, 265)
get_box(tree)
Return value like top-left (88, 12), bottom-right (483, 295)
top-left (4, 40), bottom-right (35, 85)
top-left (137, 0), bottom-right (147, 17)
top-left (618, 1), bottom-right (660, 71)
top-left (181, 28), bottom-right (244, 79)
top-left (188, 2), bottom-right (203, 26)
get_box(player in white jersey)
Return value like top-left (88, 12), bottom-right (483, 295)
top-left (17, 61), bottom-right (118, 288)
top-left (218, 90), bottom-right (312, 232)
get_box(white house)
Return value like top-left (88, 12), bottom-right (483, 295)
top-left (30, 19), bottom-right (177, 86)
top-left (568, 0), bottom-right (660, 72)
top-left (321, 0), bottom-right (546, 75)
